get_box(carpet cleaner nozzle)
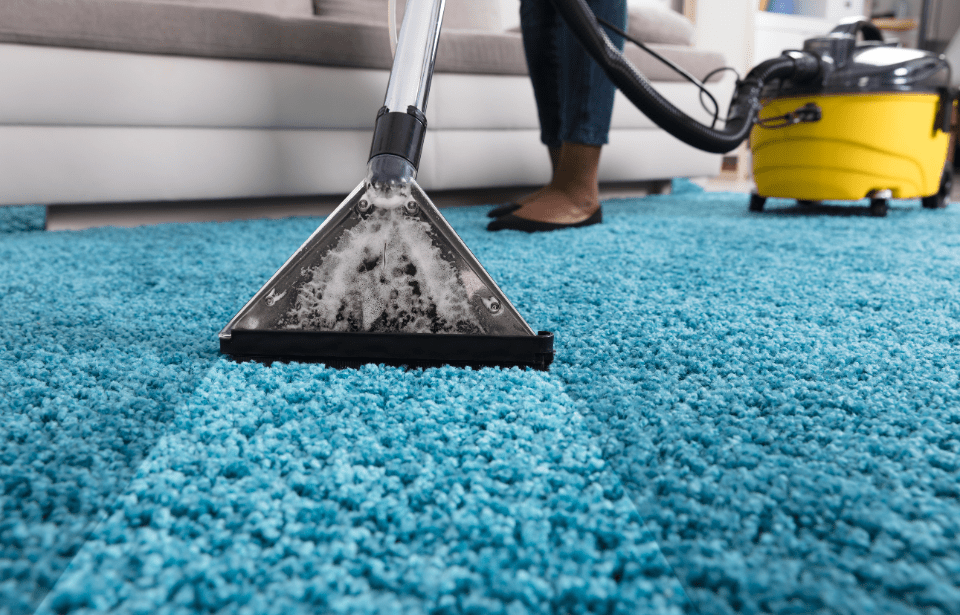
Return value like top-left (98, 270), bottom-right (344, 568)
top-left (219, 0), bottom-right (553, 369)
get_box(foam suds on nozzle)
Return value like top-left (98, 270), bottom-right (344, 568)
top-left (280, 207), bottom-right (483, 334)
top-left (365, 180), bottom-right (409, 210)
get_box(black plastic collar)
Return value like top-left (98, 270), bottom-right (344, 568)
top-left (369, 106), bottom-right (428, 169)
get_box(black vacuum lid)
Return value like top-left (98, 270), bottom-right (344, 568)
top-left (763, 19), bottom-right (951, 97)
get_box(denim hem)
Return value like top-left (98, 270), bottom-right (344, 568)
top-left (557, 130), bottom-right (610, 147)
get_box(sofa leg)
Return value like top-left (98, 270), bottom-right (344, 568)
top-left (647, 179), bottom-right (672, 195)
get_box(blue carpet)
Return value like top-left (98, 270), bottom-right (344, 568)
top-left (0, 206), bottom-right (45, 233)
top-left (1, 183), bottom-right (958, 615)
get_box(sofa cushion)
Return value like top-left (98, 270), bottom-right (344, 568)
top-left (115, 0), bottom-right (314, 17)
top-left (0, 0), bottom-right (721, 79)
top-left (627, 1), bottom-right (695, 46)
top-left (314, 0), bottom-right (502, 32)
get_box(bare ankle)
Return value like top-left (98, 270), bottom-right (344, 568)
top-left (549, 147), bottom-right (561, 175)
top-left (551, 142), bottom-right (601, 208)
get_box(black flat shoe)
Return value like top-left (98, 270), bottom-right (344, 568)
top-left (486, 207), bottom-right (602, 232)
top-left (487, 202), bottom-right (523, 218)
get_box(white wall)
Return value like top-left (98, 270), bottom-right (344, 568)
top-left (691, 0), bottom-right (755, 76)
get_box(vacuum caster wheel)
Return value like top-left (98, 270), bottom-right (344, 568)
top-left (749, 193), bottom-right (767, 212)
top-left (869, 198), bottom-right (889, 217)
top-left (922, 166), bottom-right (952, 209)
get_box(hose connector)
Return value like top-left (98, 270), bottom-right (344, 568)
top-left (368, 105), bottom-right (428, 170)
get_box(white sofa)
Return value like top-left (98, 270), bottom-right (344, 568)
top-left (0, 0), bottom-right (729, 207)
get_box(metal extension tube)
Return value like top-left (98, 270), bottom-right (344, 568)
top-left (365, 0), bottom-right (446, 208)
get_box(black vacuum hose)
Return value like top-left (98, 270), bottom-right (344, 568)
top-left (549, 0), bottom-right (822, 154)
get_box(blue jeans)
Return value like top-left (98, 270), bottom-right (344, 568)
top-left (519, 0), bottom-right (627, 148)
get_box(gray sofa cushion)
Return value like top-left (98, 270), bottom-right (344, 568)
top-left (314, 0), bottom-right (503, 32)
top-left (627, 1), bottom-right (695, 46)
top-left (0, 0), bottom-right (723, 79)
top-left (114, 0), bottom-right (314, 17)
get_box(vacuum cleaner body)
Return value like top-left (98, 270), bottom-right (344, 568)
top-left (753, 92), bottom-right (950, 201)
top-left (750, 21), bottom-right (954, 212)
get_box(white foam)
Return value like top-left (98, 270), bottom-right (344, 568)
top-left (280, 208), bottom-right (482, 334)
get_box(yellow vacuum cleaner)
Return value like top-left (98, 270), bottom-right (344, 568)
top-left (748, 20), bottom-right (954, 217)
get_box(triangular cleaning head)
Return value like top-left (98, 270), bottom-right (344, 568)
top-left (220, 181), bottom-right (553, 369)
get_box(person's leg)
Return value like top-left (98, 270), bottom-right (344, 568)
top-left (514, 0), bottom-right (563, 206)
top-left (557, 0), bottom-right (626, 149)
top-left (509, 0), bottom-right (626, 224)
